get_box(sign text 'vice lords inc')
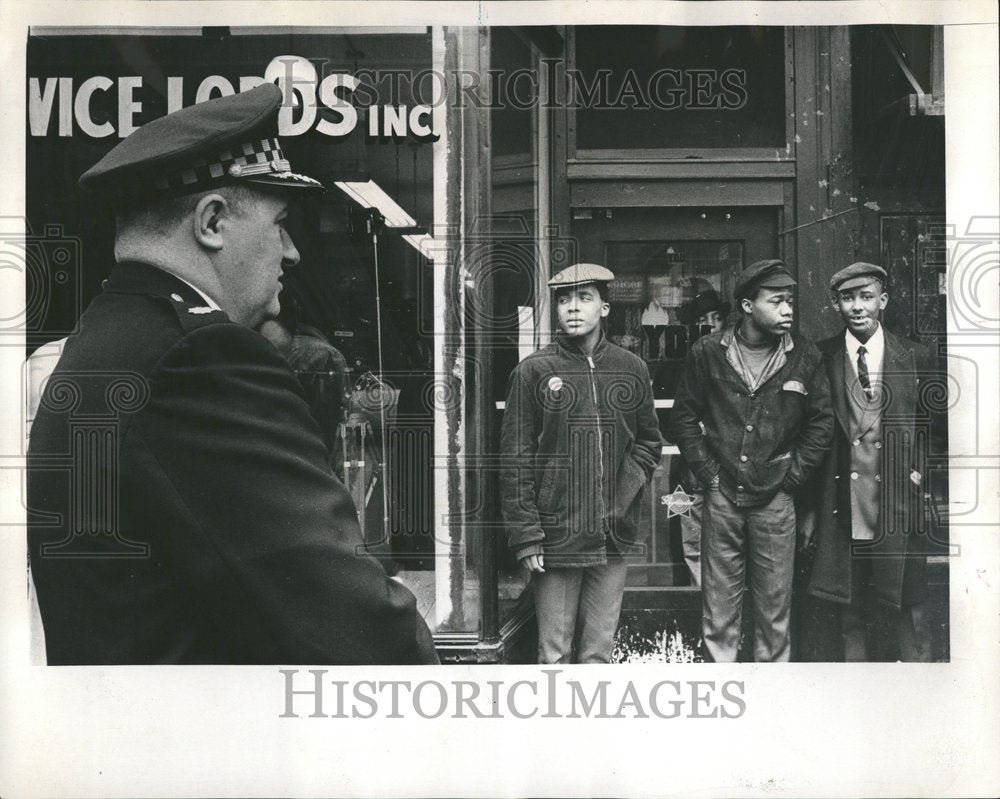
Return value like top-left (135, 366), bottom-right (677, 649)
top-left (28, 55), bottom-right (438, 142)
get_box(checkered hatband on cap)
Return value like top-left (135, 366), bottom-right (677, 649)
top-left (114, 136), bottom-right (292, 200)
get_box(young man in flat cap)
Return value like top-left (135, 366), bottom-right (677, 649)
top-left (500, 263), bottom-right (663, 663)
top-left (27, 84), bottom-right (438, 665)
top-left (669, 259), bottom-right (833, 661)
top-left (805, 263), bottom-right (935, 660)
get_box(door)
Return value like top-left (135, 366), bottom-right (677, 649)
top-left (571, 206), bottom-right (781, 587)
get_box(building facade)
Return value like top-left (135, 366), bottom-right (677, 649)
top-left (26, 24), bottom-right (948, 662)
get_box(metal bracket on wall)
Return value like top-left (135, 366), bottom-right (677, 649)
top-left (880, 29), bottom-right (945, 117)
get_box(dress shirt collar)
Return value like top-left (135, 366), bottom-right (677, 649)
top-left (845, 322), bottom-right (884, 374)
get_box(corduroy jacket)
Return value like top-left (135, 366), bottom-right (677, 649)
top-left (500, 332), bottom-right (663, 567)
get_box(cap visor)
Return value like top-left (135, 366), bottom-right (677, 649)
top-left (547, 279), bottom-right (603, 289)
top-left (242, 172), bottom-right (326, 193)
top-left (759, 275), bottom-right (797, 288)
top-left (833, 276), bottom-right (882, 291)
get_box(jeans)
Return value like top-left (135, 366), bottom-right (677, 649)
top-left (679, 492), bottom-right (705, 588)
top-left (702, 486), bottom-right (796, 662)
top-left (532, 559), bottom-right (630, 664)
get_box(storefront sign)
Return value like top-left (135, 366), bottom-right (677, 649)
top-left (28, 54), bottom-right (438, 142)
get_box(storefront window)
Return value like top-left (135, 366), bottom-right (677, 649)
top-left (25, 28), bottom-right (487, 637)
top-left (573, 26), bottom-right (787, 151)
top-left (604, 240), bottom-right (742, 376)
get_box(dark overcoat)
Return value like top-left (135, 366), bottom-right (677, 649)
top-left (27, 262), bottom-right (438, 665)
top-left (807, 328), bottom-right (935, 610)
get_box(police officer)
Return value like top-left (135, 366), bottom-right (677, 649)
top-left (27, 84), bottom-right (438, 665)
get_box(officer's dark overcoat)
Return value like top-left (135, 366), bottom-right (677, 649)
top-left (28, 262), bottom-right (438, 664)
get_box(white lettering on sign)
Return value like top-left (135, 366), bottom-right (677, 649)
top-left (265, 56), bottom-right (317, 137)
top-left (316, 73), bottom-right (360, 138)
top-left (118, 76), bottom-right (143, 137)
top-left (28, 55), bottom-right (440, 142)
top-left (27, 78), bottom-right (57, 136)
top-left (167, 76), bottom-right (185, 114)
top-left (195, 75), bottom-right (236, 104)
top-left (29, 75), bottom-right (153, 138)
top-left (59, 77), bottom-right (73, 136)
top-left (74, 76), bottom-right (115, 138)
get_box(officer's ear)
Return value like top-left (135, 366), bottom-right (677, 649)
top-left (193, 193), bottom-right (228, 252)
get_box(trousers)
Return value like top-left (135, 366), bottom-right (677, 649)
top-left (532, 559), bottom-right (629, 664)
top-left (702, 487), bottom-right (796, 662)
top-left (679, 491), bottom-right (705, 588)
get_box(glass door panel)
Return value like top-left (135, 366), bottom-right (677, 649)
top-left (603, 239), bottom-right (743, 585)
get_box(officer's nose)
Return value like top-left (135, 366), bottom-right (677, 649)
top-left (281, 228), bottom-right (300, 269)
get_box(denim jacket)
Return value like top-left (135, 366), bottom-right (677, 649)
top-left (500, 333), bottom-right (663, 567)
top-left (668, 323), bottom-right (833, 507)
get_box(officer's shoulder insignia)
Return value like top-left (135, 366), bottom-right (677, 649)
top-left (161, 295), bottom-right (227, 333)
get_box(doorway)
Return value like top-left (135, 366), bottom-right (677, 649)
top-left (571, 206), bottom-right (780, 588)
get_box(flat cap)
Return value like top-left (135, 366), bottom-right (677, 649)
top-left (679, 289), bottom-right (731, 325)
top-left (829, 262), bottom-right (888, 292)
top-left (548, 263), bottom-right (615, 289)
top-left (79, 83), bottom-right (324, 204)
top-left (734, 258), bottom-right (796, 299)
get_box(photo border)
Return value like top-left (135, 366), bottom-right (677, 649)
top-left (2, 3), bottom-right (997, 797)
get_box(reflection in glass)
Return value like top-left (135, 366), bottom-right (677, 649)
top-left (604, 240), bottom-right (743, 587)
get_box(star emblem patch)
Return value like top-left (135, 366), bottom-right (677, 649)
top-left (662, 484), bottom-right (696, 518)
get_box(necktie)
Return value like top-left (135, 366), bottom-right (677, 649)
top-left (857, 345), bottom-right (873, 400)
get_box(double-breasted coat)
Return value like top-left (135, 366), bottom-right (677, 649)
top-left (806, 328), bottom-right (936, 610)
top-left (27, 262), bottom-right (438, 664)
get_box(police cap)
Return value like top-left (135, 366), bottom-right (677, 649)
top-left (734, 259), bottom-right (796, 300)
top-left (79, 83), bottom-right (324, 204)
top-left (829, 262), bottom-right (888, 292)
top-left (547, 263), bottom-right (616, 290)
